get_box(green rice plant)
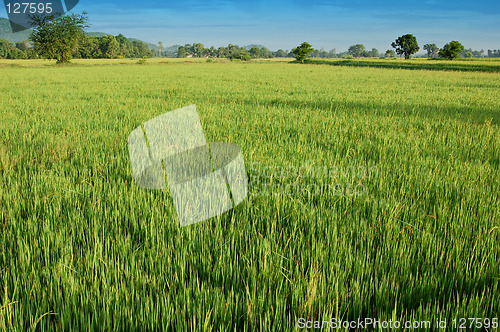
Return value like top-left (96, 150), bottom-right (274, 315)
top-left (0, 59), bottom-right (498, 331)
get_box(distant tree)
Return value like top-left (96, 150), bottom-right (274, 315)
top-left (439, 41), bottom-right (465, 59)
top-left (329, 48), bottom-right (337, 58)
top-left (260, 47), bottom-right (273, 58)
top-left (1, 39), bottom-right (26, 58)
top-left (29, 12), bottom-right (89, 63)
top-left (423, 43), bottom-right (439, 58)
top-left (318, 48), bottom-right (328, 58)
top-left (208, 46), bottom-right (216, 57)
top-left (8, 48), bottom-right (26, 59)
top-left (274, 49), bottom-right (287, 57)
top-left (370, 48), bottom-right (379, 57)
top-left (99, 35), bottom-right (120, 59)
top-left (15, 41), bottom-right (30, 52)
top-left (227, 49), bottom-right (251, 61)
top-left (391, 34), bottom-right (419, 59)
top-left (158, 41), bottom-right (163, 57)
top-left (217, 46), bottom-right (227, 58)
top-left (249, 46), bottom-right (260, 58)
top-left (16, 41), bottom-right (37, 59)
top-left (115, 34), bottom-right (133, 57)
top-left (465, 51), bottom-right (473, 58)
top-left (292, 42), bottom-right (314, 63)
top-left (385, 49), bottom-right (396, 57)
top-left (131, 40), bottom-right (153, 58)
top-left (177, 46), bottom-right (186, 58)
top-left (348, 44), bottom-right (366, 57)
top-left (192, 43), bottom-right (205, 57)
top-left (75, 35), bottom-right (100, 58)
top-left (0, 39), bottom-right (15, 58)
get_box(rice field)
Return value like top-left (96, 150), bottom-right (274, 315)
top-left (0, 58), bottom-right (499, 330)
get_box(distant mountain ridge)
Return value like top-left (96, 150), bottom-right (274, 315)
top-left (0, 17), bottom-right (31, 42)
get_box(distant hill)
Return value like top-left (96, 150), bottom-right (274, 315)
top-left (164, 45), bottom-right (181, 52)
top-left (0, 17), bottom-right (173, 52)
top-left (0, 18), bottom-right (31, 42)
top-left (128, 38), bottom-right (159, 51)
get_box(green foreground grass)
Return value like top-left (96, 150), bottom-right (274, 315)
top-left (0, 59), bottom-right (499, 330)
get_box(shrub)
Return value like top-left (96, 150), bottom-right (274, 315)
top-left (136, 56), bottom-right (148, 64)
top-left (227, 51), bottom-right (251, 61)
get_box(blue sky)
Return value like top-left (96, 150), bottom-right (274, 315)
top-left (1, 0), bottom-right (499, 52)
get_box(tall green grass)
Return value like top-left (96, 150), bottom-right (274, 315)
top-left (0, 60), bottom-right (499, 330)
top-left (304, 57), bottom-right (500, 72)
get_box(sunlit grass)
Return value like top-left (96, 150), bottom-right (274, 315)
top-left (0, 60), bottom-right (499, 330)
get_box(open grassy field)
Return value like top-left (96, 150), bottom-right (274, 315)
top-left (0, 59), bottom-right (499, 330)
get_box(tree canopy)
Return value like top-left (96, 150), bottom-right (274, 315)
top-left (391, 34), bottom-right (419, 60)
top-left (439, 41), bottom-right (465, 60)
top-left (292, 42), bottom-right (314, 63)
top-left (348, 44), bottom-right (366, 58)
top-left (29, 12), bottom-right (89, 63)
top-left (423, 43), bottom-right (439, 58)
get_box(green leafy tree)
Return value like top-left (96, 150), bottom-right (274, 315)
top-left (99, 35), bottom-right (120, 59)
top-left (75, 35), bottom-right (100, 58)
top-left (318, 48), bottom-right (328, 58)
top-left (158, 41), bottom-right (163, 57)
top-left (249, 46), bottom-right (260, 58)
top-left (391, 34), bottom-right (419, 59)
top-left (385, 49), bottom-right (396, 57)
top-left (192, 43), bottom-right (205, 57)
top-left (29, 12), bottom-right (90, 63)
top-left (115, 34), bottom-right (133, 58)
top-left (423, 43), bottom-right (439, 58)
top-left (0, 39), bottom-right (27, 59)
top-left (439, 41), bottom-right (464, 59)
top-left (217, 46), bottom-right (228, 58)
top-left (274, 49), bottom-right (287, 57)
top-left (131, 40), bottom-right (153, 58)
top-left (292, 42), bottom-right (314, 63)
top-left (0, 39), bottom-right (15, 58)
top-left (208, 46), bottom-right (216, 57)
top-left (260, 47), bottom-right (273, 58)
top-left (15, 41), bottom-right (30, 52)
top-left (370, 48), bottom-right (379, 57)
top-left (348, 44), bottom-right (366, 58)
top-left (227, 50), bottom-right (251, 61)
top-left (177, 46), bottom-right (187, 58)
top-left (7, 48), bottom-right (26, 59)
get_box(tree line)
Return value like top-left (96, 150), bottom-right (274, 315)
top-left (0, 34), bottom-right (153, 60)
top-left (74, 34), bottom-right (153, 59)
top-left (292, 35), bottom-right (493, 62)
top-left (0, 13), bottom-right (498, 62)
top-left (3, 36), bottom-right (496, 61)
